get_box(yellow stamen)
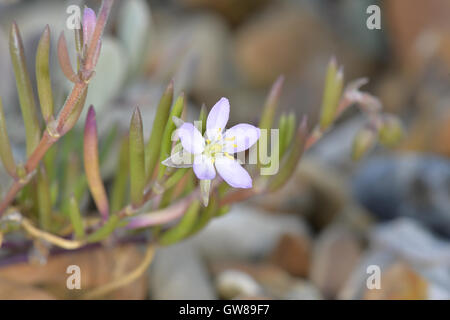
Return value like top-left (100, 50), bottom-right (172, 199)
top-left (224, 136), bottom-right (236, 141)
top-left (224, 152), bottom-right (234, 160)
top-left (206, 139), bottom-right (211, 144)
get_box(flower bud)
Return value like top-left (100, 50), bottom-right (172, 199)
top-left (352, 126), bottom-right (377, 161)
top-left (378, 115), bottom-right (403, 147)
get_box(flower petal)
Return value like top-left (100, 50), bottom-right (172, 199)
top-left (223, 124), bottom-right (260, 153)
top-left (215, 156), bottom-right (252, 188)
top-left (194, 155), bottom-right (216, 180)
top-left (178, 123), bottom-right (205, 154)
top-left (206, 97), bottom-right (230, 140)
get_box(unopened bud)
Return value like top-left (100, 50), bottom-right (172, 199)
top-left (352, 126), bottom-right (376, 161)
top-left (378, 115), bottom-right (403, 147)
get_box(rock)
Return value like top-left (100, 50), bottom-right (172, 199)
top-left (338, 249), bottom-right (397, 299)
top-left (352, 154), bottom-right (450, 238)
top-left (282, 280), bottom-right (322, 300)
top-left (210, 262), bottom-right (321, 299)
top-left (385, 0), bottom-right (450, 75)
top-left (253, 156), bottom-right (373, 233)
top-left (363, 262), bottom-right (428, 300)
top-left (310, 224), bottom-right (362, 298)
top-left (191, 205), bottom-right (310, 263)
top-left (117, 0), bottom-right (152, 78)
top-left (234, 2), bottom-right (372, 87)
top-left (176, 0), bottom-right (270, 26)
top-left (215, 270), bottom-right (262, 299)
top-left (148, 241), bottom-right (217, 299)
top-left (269, 233), bottom-right (311, 277)
top-left (370, 218), bottom-right (450, 265)
top-left (340, 218), bottom-right (450, 299)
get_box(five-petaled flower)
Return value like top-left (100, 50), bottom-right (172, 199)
top-left (163, 98), bottom-right (260, 188)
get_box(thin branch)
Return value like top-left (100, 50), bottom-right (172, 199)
top-left (21, 218), bottom-right (84, 250)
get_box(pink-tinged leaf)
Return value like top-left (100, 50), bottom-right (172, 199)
top-left (84, 106), bottom-right (109, 221)
top-left (57, 32), bottom-right (78, 82)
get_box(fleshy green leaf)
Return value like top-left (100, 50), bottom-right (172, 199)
top-left (37, 165), bottom-right (52, 231)
top-left (68, 195), bottom-right (85, 239)
top-left (145, 81), bottom-right (173, 181)
top-left (163, 168), bottom-right (189, 190)
top-left (86, 215), bottom-right (119, 243)
top-left (269, 116), bottom-right (308, 192)
top-left (0, 97), bottom-right (16, 177)
top-left (129, 107), bottom-right (146, 205)
top-left (319, 57), bottom-right (344, 130)
top-left (158, 93), bottom-right (184, 180)
top-left (36, 25), bottom-right (54, 123)
top-left (10, 22), bottom-right (41, 156)
top-left (259, 75), bottom-right (284, 130)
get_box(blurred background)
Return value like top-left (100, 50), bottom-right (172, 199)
top-left (0, 0), bottom-right (449, 299)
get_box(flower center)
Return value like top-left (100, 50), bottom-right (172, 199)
top-left (204, 129), bottom-right (236, 161)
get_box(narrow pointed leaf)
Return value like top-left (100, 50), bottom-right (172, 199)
top-left (259, 75), bottom-right (284, 130)
top-left (10, 22), bottom-right (41, 156)
top-left (158, 200), bottom-right (201, 246)
top-left (269, 116), bottom-right (308, 192)
top-left (319, 57), bottom-right (344, 130)
top-left (84, 106), bottom-right (109, 221)
top-left (111, 135), bottom-right (129, 214)
top-left (68, 196), bottom-right (85, 239)
top-left (129, 107), bottom-right (146, 205)
top-left (37, 165), bottom-right (52, 231)
top-left (197, 104), bottom-right (207, 135)
top-left (0, 97), bottom-right (16, 177)
top-left (278, 114), bottom-right (287, 159)
top-left (86, 215), bottom-right (119, 243)
top-left (36, 25), bottom-right (54, 123)
top-left (145, 81), bottom-right (173, 180)
top-left (158, 93), bottom-right (184, 180)
top-left (163, 168), bottom-right (189, 190)
top-left (57, 32), bottom-right (78, 82)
